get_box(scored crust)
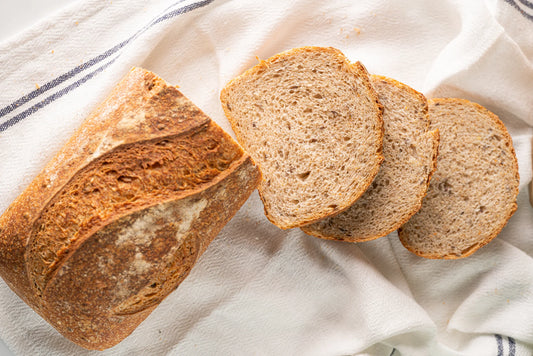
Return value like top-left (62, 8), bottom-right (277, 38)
top-left (398, 98), bottom-right (519, 259)
top-left (302, 75), bottom-right (440, 241)
top-left (221, 46), bottom-right (384, 229)
top-left (0, 68), bottom-right (260, 349)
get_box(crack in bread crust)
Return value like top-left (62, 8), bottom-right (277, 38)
top-left (302, 75), bottom-right (439, 242)
top-left (41, 156), bottom-right (259, 349)
top-left (26, 122), bottom-right (243, 298)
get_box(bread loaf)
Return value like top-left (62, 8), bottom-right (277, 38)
top-left (0, 68), bottom-right (260, 350)
top-left (220, 46), bottom-right (384, 229)
top-left (302, 75), bottom-right (439, 241)
top-left (398, 98), bottom-right (519, 259)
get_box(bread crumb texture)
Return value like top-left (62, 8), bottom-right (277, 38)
top-left (399, 98), bottom-right (519, 259)
top-left (221, 46), bottom-right (383, 229)
top-left (303, 75), bottom-right (439, 242)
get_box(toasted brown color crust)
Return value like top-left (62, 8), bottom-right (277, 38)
top-left (398, 98), bottom-right (519, 259)
top-left (0, 68), bottom-right (260, 349)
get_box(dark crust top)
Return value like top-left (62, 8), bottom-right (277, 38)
top-left (44, 154), bottom-right (259, 349)
top-left (0, 68), bottom-right (210, 306)
top-left (0, 67), bottom-right (260, 349)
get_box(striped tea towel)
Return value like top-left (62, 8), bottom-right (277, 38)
top-left (0, 0), bottom-right (532, 355)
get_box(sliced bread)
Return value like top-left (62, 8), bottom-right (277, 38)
top-left (398, 98), bottom-right (520, 259)
top-left (220, 46), bottom-right (384, 229)
top-left (302, 75), bottom-right (439, 241)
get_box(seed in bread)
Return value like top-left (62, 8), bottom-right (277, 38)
top-left (220, 46), bottom-right (384, 229)
top-left (398, 98), bottom-right (519, 259)
top-left (302, 75), bottom-right (439, 241)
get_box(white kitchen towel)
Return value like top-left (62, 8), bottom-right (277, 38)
top-left (0, 0), bottom-right (532, 355)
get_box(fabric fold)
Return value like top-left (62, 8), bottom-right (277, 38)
top-left (0, 0), bottom-right (532, 355)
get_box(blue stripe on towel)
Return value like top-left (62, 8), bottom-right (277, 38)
top-left (0, 0), bottom-right (214, 132)
top-left (503, 0), bottom-right (533, 21)
top-left (508, 336), bottom-right (516, 356)
top-left (517, 0), bottom-right (533, 10)
top-left (0, 0), bottom-right (185, 120)
top-left (0, 59), bottom-right (115, 132)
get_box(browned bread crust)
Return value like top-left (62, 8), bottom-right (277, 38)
top-left (0, 68), bottom-right (260, 349)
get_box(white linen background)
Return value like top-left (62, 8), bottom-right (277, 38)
top-left (0, 0), bottom-right (532, 355)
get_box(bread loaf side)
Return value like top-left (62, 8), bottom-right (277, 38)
top-left (0, 68), bottom-right (260, 349)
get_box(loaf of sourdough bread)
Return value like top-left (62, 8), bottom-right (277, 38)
top-left (220, 46), bottom-right (384, 229)
top-left (302, 75), bottom-right (439, 241)
top-left (398, 98), bottom-right (519, 259)
top-left (0, 68), bottom-right (260, 350)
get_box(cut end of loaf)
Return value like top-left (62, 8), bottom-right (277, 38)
top-left (221, 46), bottom-right (383, 229)
top-left (398, 98), bottom-right (519, 259)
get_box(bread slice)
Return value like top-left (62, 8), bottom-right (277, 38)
top-left (302, 75), bottom-right (439, 241)
top-left (398, 98), bottom-right (520, 259)
top-left (220, 47), bottom-right (384, 229)
top-left (0, 68), bottom-right (260, 350)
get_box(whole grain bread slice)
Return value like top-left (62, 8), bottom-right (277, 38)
top-left (302, 75), bottom-right (439, 241)
top-left (398, 98), bottom-right (519, 259)
top-left (220, 46), bottom-right (384, 229)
